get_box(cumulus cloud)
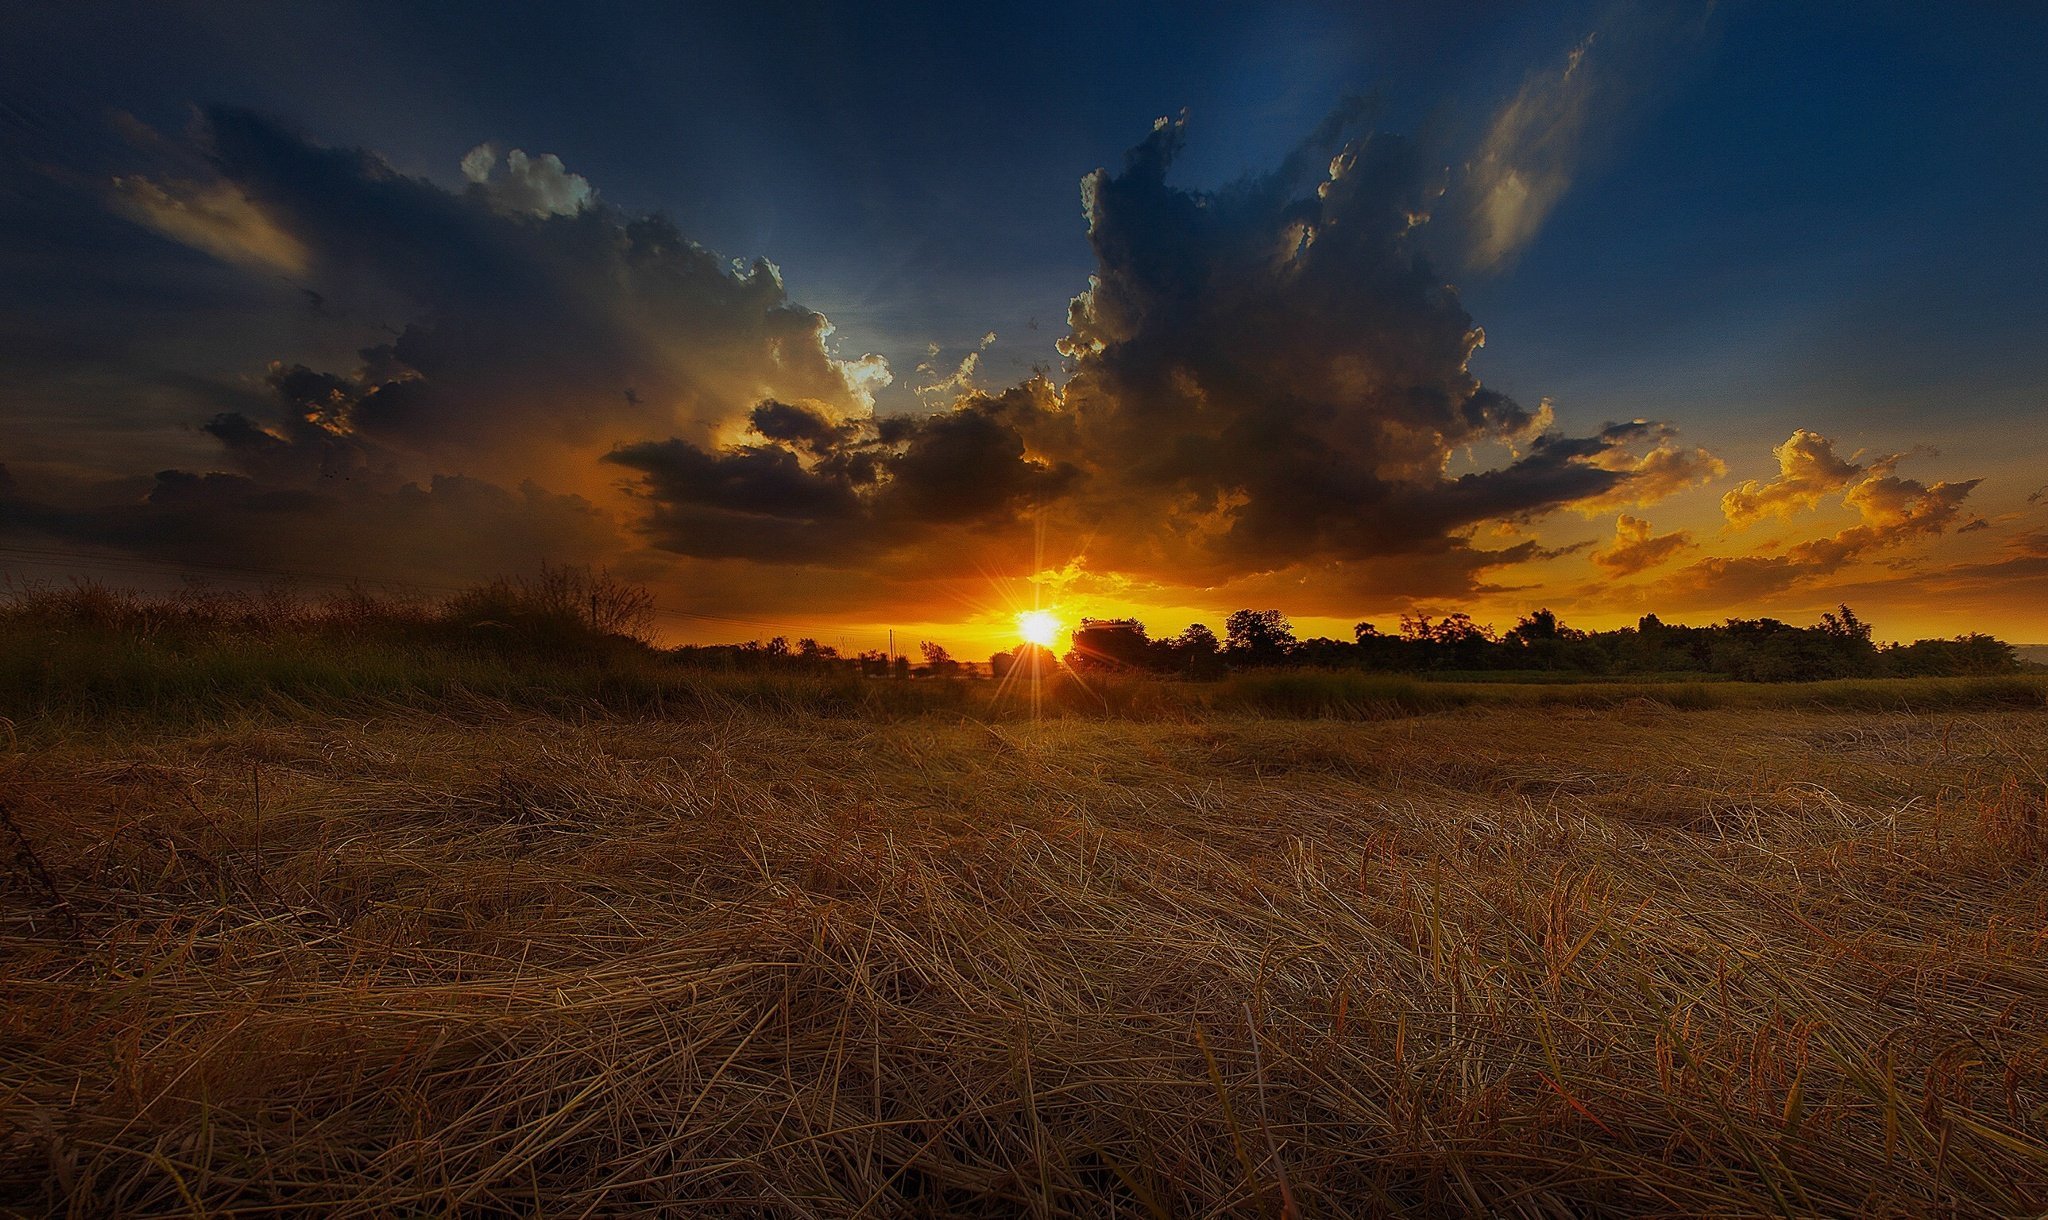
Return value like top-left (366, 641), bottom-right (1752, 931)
top-left (601, 109), bottom-right (1713, 595)
top-left (16, 103), bottom-right (1733, 615)
top-left (1720, 429), bottom-right (1864, 527)
top-left (3, 109), bottom-right (901, 588)
top-left (912, 332), bottom-right (998, 401)
top-left (1576, 424), bottom-right (1726, 512)
top-left (1840, 457), bottom-right (1977, 537)
top-left (1029, 112), bottom-right (1704, 584)
top-left (459, 142), bottom-right (596, 216)
top-left (1662, 433), bottom-right (1982, 606)
top-left (1591, 513), bottom-right (1694, 576)
top-left (605, 379), bottom-right (1076, 563)
top-left (103, 110), bottom-right (891, 486)
top-left (915, 350), bottom-right (981, 401)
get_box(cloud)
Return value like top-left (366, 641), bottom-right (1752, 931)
top-left (1720, 429), bottom-right (1864, 527)
top-left (108, 176), bottom-right (309, 273)
top-left (1576, 425), bottom-right (1726, 512)
top-left (1720, 429), bottom-right (1978, 551)
top-left (3, 109), bottom-right (904, 591)
top-left (1462, 35), bottom-right (1598, 268)
top-left (110, 109), bottom-right (887, 483)
top-left (914, 349), bottom-right (980, 401)
top-left (605, 379), bottom-right (1077, 563)
top-left (601, 109), bottom-right (1711, 593)
top-left (15, 103), bottom-right (1731, 620)
top-left (1452, 7), bottom-right (1711, 271)
top-left (1815, 455), bottom-right (1979, 559)
top-left (745, 399), bottom-right (854, 450)
top-left (2, 466), bottom-right (620, 586)
top-left (1031, 112), bottom-right (1703, 582)
top-left (1661, 433), bottom-right (1981, 606)
top-left (459, 142), bottom-right (596, 217)
top-left (1591, 514), bottom-right (1694, 576)
top-left (911, 331), bottom-right (999, 401)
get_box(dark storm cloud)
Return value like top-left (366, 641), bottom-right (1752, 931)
top-left (14, 103), bottom-right (1714, 603)
top-left (116, 108), bottom-right (886, 470)
top-left (617, 110), bottom-right (1710, 590)
top-left (3, 108), bottom-right (898, 584)
top-left (1034, 112), bottom-right (1714, 582)
top-left (746, 400), bottom-right (853, 450)
top-left (0, 465), bottom-right (618, 585)
top-left (606, 388), bottom-right (1077, 562)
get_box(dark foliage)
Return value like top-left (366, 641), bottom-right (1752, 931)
top-left (1061, 604), bottom-right (2020, 682)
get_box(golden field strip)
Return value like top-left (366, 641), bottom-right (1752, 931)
top-left (4, 687), bottom-right (2048, 1215)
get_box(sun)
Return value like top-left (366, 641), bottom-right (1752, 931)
top-left (1017, 610), bottom-right (1061, 648)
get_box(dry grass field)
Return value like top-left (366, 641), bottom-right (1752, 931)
top-left (5, 687), bottom-right (2048, 1215)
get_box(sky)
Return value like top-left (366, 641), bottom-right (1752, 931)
top-left (4, 0), bottom-right (2047, 653)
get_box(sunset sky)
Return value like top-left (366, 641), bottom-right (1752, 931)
top-left (4, 1), bottom-right (2047, 653)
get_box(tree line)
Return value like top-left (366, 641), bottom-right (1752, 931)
top-left (1053, 605), bottom-right (2021, 682)
top-left (666, 605), bottom-right (2023, 682)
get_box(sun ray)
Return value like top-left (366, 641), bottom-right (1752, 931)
top-left (1017, 609), bottom-right (1061, 648)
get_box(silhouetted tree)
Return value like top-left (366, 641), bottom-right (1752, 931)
top-left (991, 642), bottom-right (1059, 681)
top-left (918, 640), bottom-right (959, 677)
top-left (1816, 604), bottom-right (1880, 677)
top-left (1882, 633), bottom-right (2018, 675)
top-left (1155, 622), bottom-right (1225, 679)
top-left (1068, 618), bottom-right (1153, 671)
top-left (680, 601), bottom-right (2015, 683)
top-left (1400, 612), bottom-right (1494, 669)
top-left (1224, 609), bottom-right (1294, 665)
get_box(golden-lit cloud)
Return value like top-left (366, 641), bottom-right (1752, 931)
top-left (1576, 425), bottom-right (1726, 513)
top-left (1657, 432), bottom-right (1983, 608)
top-left (1591, 513), bottom-right (1694, 576)
top-left (109, 176), bottom-right (309, 274)
top-left (1720, 428), bottom-right (1863, 527)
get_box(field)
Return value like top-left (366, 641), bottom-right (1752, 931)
top-left (5, 651), bottom-right (2048, 1213)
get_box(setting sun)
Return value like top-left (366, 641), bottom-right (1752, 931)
top-left (1017, 609), bottom-right (1061, 648)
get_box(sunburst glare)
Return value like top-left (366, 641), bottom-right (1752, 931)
top-left (1016, 609), bottom-right (1061, 648)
